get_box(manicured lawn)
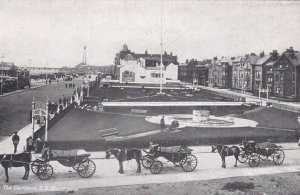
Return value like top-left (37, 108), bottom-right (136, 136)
top-left (243, 107), bottom-right (300, 129)
top-left (90, 86), bottom-right (233, 102)
top-left (47, 106), bottom-right (296, 148)
top-left (48, 108), bottom-right (159, 141)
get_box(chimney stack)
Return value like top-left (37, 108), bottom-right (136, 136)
top-left (288, 47), bottom-right (295, 58)
top-left (270, 50), bottom-right (278, 59)
top-left (260, 51), bottom-right (265, 58)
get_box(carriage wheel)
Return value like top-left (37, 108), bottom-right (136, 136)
top-left (73, 163), bottom-right (80, 171)
top-left (273, 149), bottom-right (285, 165)
top-left (248, 154), bottom-right (260, 167)
top-left (150, 161), bottom-right (163, 174)
top-left (31, 159), bottom-right (45, 174)
top-left (173, 156), bottom-right (187, 167)
top-left (238, 151), bottom-right (248, 163)
top-left (142, 155), bottom-right (154, 169)
top-left (181, 155), bottom-right (197, 172)
top-left (77, 160), bottom-right (96, 178)
top-left (37, 164), bottom-right (53, 180)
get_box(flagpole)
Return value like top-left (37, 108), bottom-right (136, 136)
top-left (160, 4), bottom-right (163, 94)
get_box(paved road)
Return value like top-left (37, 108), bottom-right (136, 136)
top-left (0, 80), bottom-right (82, 137)
top-left (0, 143), bottom-right (299, 194)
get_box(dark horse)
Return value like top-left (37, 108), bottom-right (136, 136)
top-left (106, 148), bottom-right (142, 174)
top-left (211, 144), bottom-right (240, 168)
top-left (0, 152), bottom-right (32, 182)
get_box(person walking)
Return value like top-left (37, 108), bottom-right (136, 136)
top-left (12, 132), bottom-right (20, 154)
top-left (160, 116), bottom-right (165, 132)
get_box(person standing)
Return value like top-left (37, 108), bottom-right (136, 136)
top-left (26, 136), bottom-right (34, 152)
top-left (160, 116), bottom-right (165, 132)
top-left (63, 95), bottom-right (66, 108)
top-left (12, 132), bottom-right (20, 154)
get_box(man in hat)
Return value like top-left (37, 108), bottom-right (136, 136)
top-left (12, 132), bottom-right (20, 154)
top-left (26, 136), bottom-right (34, 152)
top-left (160, 116), bottom-right (165, 132)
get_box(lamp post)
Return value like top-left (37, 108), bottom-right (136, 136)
top-left (45, 97), bottom-right (49, 142)
top-left (32, 97), bottom-right (36, 138)
top-left (16, 70), bottom-right (19, 90)
top-left (297, 116), bottom-right (300, 146)
top-left (1, 54), bottom-right (4, 95)
top-left (159, 4), bottom-right (163, 94)
top-left (28, 58), bottom-right (32, 88)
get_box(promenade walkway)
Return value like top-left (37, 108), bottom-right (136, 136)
top-left (102, 101), bottom-right (244, 107)
top-left (0, 124), bottom-right (40, 154)
top-left (190, 84), bottom-right (300, 110)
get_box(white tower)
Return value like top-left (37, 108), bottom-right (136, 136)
top-left (83, 46), bottom-right (87, 65)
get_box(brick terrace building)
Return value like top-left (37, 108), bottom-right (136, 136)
top-left (232, 56), bottom-right (245, 90)
top-left (208, 57), bottom-right (232, 88)
top-left (178, 61), bottom-right (188, 82)
top-left (186, 59), bottom-right (210, 86)
top-left (273, 47), bottom-right (300, 100)
top-left (252, 51), bottom-right (279, 96)
top-left (231, 54), bottom-right (258, 92)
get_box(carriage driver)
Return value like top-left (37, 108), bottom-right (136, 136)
top-left (26, 136), bottom-right (34, 152)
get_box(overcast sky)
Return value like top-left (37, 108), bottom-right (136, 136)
top-left (0, 0), bottom-right (300, 67)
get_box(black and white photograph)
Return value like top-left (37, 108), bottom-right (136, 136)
top-left (0, 0), bottom-right (300, 194)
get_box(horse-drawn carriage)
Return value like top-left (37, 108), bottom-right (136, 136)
top-left (238, 140), bottom-right (285, 167)
top-left (142, 144), bottom-right (198, 174)
top-left (31, 148), bottom-right (96, 180)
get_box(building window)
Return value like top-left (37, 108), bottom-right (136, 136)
top-left (255, 81), bottom-right (260, 87)
top-left (255, 71), bottom-right (261, 79)
top-left (280, 74), bottom-right (283, 81)
top-left (279, 65), bottom-right (283, 69)
top-left (275, 74), bottom-right (279, 81)
top-left (239, 70), bottom-right (244, 78)
top-left (246, 81), bottom-right (249, 88)
top-left (292, 72), bottom-right (296, 82)
top-left (276, 87), bottom-right (280, 94)
top-left (151, 73), bottom-right (163, 78)
top-left (245, 70), bottom-right (249, 77)
top-left (240, 81), bottom-right (243, 87)
top-left (292, 85), bottom-right (296, 96)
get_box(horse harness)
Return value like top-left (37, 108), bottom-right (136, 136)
top-left (220, 145), bottom-right (230, 156)
top-left (0, 154), bottom-right (31, 167)
top-left (0, 154), bottom-right (15, 168)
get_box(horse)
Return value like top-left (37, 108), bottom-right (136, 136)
top-left (105, 148), bottom-right (142, 174)
top-left (211, 144), bottom-right (240, 168)
top-left (0, 152), bottom-right (32, 182)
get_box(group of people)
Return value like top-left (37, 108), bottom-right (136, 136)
top-left (65, 83), bottom-right (75, 89)
top-left (160, 116), bottom-right (179, 132)
top-left (12, 132), bottom-right (39, 154)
